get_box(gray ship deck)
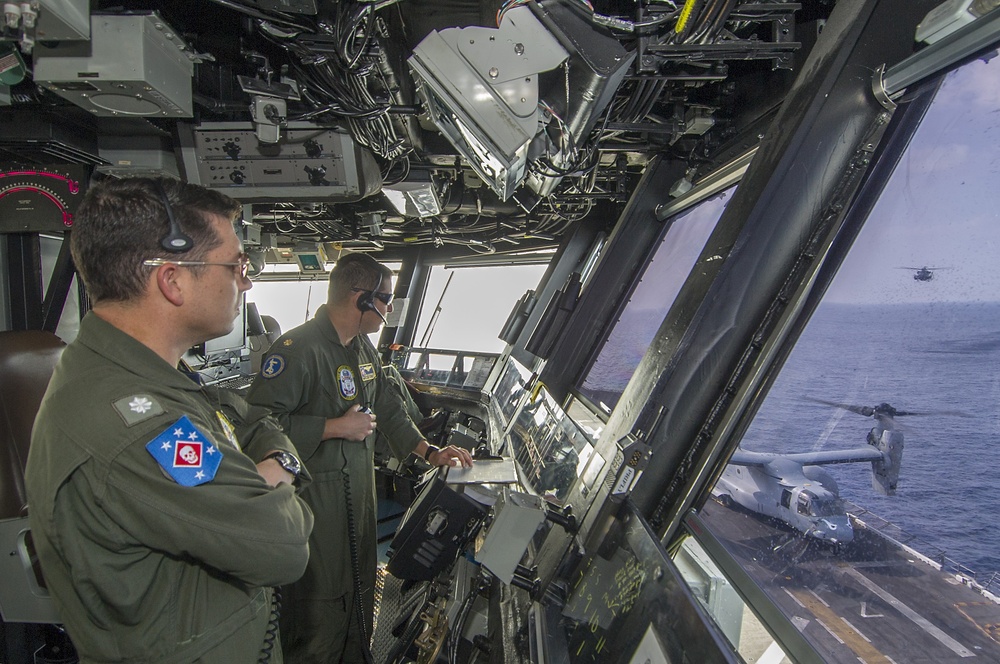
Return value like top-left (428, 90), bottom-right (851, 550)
top-left (701, 500), bottom-right (1000, 663)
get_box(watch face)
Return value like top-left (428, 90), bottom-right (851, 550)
top-left (271, 452), bottom-right (300, 475)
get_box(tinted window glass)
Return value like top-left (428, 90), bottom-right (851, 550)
top-left (696, 56), bottom-right (1000, 663)
top-left (578, 187), bottom-right (732, 410)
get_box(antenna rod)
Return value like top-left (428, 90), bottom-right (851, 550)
top-left (418, 271), bottom-right (454, 347)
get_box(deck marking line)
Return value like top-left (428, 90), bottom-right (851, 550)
top-left (860, 601), bottom-right (884, 618)
top-left (809, 589), bottom-right (831, 607)
top-left (842, 567), bottom-right (975, 658)
top-left (794, 588), bottom-right (891, 663)
top-left (841, 617), bottom-right (873, 643)
top-left (817, 618), bottom-right (846, 644)
top-left (783, 587), bottom-right (806, 608)
top-left (885, 657), bottom-right (899, 664)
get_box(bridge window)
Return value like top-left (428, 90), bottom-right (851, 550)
top-left (577, 187), bottom-right (732, 411)
top-left (686, 49), bottom-right (1000, 664)
top-left (414, 262), bottom-right (548, 356)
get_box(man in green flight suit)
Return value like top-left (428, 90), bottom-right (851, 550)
top-left (247, 252), bottom-right (473, 663)
top-left (25, 177), bottom-right (315, 663)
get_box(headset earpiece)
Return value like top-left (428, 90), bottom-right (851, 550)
top-left (157, 185), bottom-right (194, 254)
top-left (356, 290), bottom-right (376, 313)
top-left (356, 265), bottom-right (382, 313)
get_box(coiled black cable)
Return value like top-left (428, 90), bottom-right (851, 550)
top-left (257, 587), bottom-right (282, 663)
top-left (342, 468), bottom-right (376, 664)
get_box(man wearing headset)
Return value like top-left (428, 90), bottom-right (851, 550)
top-left (25, 177), bottom-right (314, 663)
top-left (247, 252), bottom-right (473, 663)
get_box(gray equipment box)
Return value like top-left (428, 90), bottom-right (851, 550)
top-left (33, 13), bottom-right (195, 117)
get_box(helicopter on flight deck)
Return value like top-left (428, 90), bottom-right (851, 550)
top-left (712, 400), bottom-right (912, 551)
top-left (897, 266), bottom-right (951, 281)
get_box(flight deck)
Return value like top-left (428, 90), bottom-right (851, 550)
top-left (700, 500), bottom-right (1000, 663)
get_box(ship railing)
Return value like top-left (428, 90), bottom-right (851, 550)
top-left (845, 500), bottom-right (999, 600)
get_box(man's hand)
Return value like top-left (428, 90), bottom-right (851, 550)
top-left (256, 456), bottom-right (295, 487)
top-left (323, 404), bottom-right (376, 441)
top-left (427, 444), bottom-right (474, 468)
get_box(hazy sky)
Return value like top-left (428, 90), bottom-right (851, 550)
top-left (825, 57), bottom-right (1000, 304)
top-left (415, 263), bottom-right (548, 357)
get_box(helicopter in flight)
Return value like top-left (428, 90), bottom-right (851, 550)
top-left (713, 401), bottom-right (910, 551)
top-left (897, 266), bottom-right (950, 281)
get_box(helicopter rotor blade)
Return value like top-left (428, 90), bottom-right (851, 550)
top-left (805, 397), bottom-right (873, 417)
top-left (806, 397), bottom-right (972, 419)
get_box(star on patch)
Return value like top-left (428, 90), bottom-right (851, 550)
top-left (145, 415), bottom-right (223, 487)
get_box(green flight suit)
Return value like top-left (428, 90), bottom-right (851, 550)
top-left (25, 313), bottom-right (315, 664)
top-left (246, 304), bottom-right (424, 663)
top-left (382, 363), bottom-right (424, 423)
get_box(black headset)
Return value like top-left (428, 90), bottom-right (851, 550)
top-left (157, 184), bottom-right (194, 254)
top-left (352, 254), bottom-right (382, 314)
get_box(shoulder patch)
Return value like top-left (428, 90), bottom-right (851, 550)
top-left (359, 363), bottom-right (377, 382)
top-left (113, 394), bottom-right (165, 427)
top-left (261, 354), bottom-right (286, 378)
top-left (338, 365), bottom-right (358, 399)
top-left (145, 415), bottom-right (223, 487)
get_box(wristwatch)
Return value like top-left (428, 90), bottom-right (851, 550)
top-left (422, 444), bottom-right (440, 462)
top-left (263, 451), bottom-right (302, 483)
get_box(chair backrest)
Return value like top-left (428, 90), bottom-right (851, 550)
top-left (249, 315), bottom-right (282, 374)
top-left (0, 330), bottom-right (66, 521)
top-left (261, 315), bottom-right (281, 344)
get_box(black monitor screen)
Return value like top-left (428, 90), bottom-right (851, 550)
top-left (204, 298), bottom-right (247, 354)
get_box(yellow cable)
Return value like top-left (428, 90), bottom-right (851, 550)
top-left (675, 0), bottom-right (698, 34)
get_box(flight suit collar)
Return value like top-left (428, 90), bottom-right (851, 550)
top-left (76, 312), bottom-right (202, 391)
top-left (313, 304), bottom-right (360, 351)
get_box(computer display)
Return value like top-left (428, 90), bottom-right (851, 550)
top-left (204, 298), bottom-right (248, 354)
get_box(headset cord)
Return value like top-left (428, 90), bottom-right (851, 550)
top-left (257, 586), bottom-right (282, 664)
top-left (343, 468), bottom-right (376, 664)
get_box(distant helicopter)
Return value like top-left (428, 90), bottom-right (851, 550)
top-left (896, 266), bottom-right (950, 281)
top-left (713, 401), bottom-right (909, 551)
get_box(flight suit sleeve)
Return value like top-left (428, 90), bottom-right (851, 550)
top-left (373, 369), bottom-right (425, 460)
top-left (97, 413), bottom-right (315, 588)
top-left (246, 351), bottom-right (327, 461)
top-left (214, 387), bottom-right (313, 486)
top-left (382, 364), bottom-right (424, 422)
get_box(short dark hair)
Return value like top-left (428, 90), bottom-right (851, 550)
top-left (71, 177), bottom-right (242, 303)
top-left (327, 253), bottom-right (392, 304)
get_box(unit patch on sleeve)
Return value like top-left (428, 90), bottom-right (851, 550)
top-left (338, 365), bottom-right (358, 399)
top-left (261, 354), bottom-right (286, 379)
top-left (358, 363), bottom-right (377, 382)
top-left (113, 394), bottom-right (165, 426)
top-left (145, 415), bottom-right (223, 486)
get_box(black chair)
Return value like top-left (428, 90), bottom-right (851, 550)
top-left (0, 330), bottom-right (65, 625)
top-left (249, 314), bottom-right (281, 374)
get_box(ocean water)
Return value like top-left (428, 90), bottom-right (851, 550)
top-left (742, 301), bottom-right (1000, 576)
top-left (583, 301), bottom-right (1000, 576)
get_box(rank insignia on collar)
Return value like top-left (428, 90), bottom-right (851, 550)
top-left (146, 415), bottom-right (223, 486)
top-left (283, 339), bottom-right (294, 347)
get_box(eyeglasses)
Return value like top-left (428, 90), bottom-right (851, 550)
top-left (351, 287), bottom-right (393, 306)
top-left (143, 253), bottom-right (252, 279)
